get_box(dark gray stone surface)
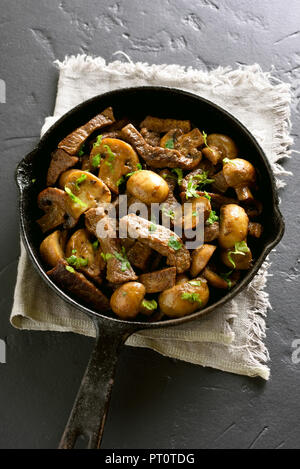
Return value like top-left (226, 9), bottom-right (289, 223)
top-left (0, 0), bottom-right (299, 449)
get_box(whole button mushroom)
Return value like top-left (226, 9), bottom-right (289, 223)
top-left (205, 133), bottom-right (238, 165)
top-left (223, 158), bottom-right (256, 201)
top-left (219, 204), bottom-right (249, 250)
top-left (127, 170), bottom-right (169, 204)
top-left (110, 282), bottom-right (146, 319)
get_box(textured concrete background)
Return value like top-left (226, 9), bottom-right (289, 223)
top-left (0, 0), bottom-right (300, 449)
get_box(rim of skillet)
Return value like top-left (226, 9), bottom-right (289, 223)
top-left (16, 86), bottom-right (285, 330)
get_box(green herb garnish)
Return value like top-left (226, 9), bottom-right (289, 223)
top-left (117, 176), bottom-right (125, 187)
top-left (93, 135), bottom-right (103, 148)
top-left (223, 158), bottom-right (236, 165)
top-left (220, 272), bottom-right (233, 289)
top-left (101, 253), bottom-right (114, 262)
top-left (203, 191), bottom-right (211, 201)
top-left (65, 265), bottom-right (75, 274)
top-left (71, 249), bottom-right (77, 254)
top-left (92, 153), bottom-right (101, 168)
top-left (78, 144), bottom-right (85, 156)
top-left (206, 210), bottom-right (219, 225)
top-left (171, 168), bottom-right (183, 185)
top-left (165, 138), bottom-right (174, 149)
top-left (104, 144), bottom-right (116, 169)
top-left (227, 241), bottom-right (250, 269)
top-left (168, 236), bottom-right (182, 251)
top-left (188, 280), bottom-right (202, 286)
top-left (142, 299), bottom-right (158, 310)
top-left (31, 178), bottom-right (36, 183)
top-left (193, 171), bottom-right (214, 186)
top-left (162, 205), bottom-right (175, 219)
top-left (92, 240), bottom-right (99, 251)
top-left (181, 292), bottom-right (202, 304)
top-left (113, 246), bottom-right (131, 272)
top-left (66, 254), bottom-right (88, 269)
top-left (64, 186), bottom-right (87, 208)
top-left (75, 173), bottom-right (87, 190)
top-left (126, 163), bottom-right (142, 178)
top-left (186, 178), bottom-right (200, 199)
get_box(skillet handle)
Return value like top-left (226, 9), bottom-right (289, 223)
top-left (59, 319), bottom-right (135, 449)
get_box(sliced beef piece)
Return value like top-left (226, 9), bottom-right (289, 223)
top-left (120, 214), bottom-right (190, 273)
top-left (127, 241), bottom-right (152, 270)
top-left (85, 208), bottom-right (138, 284)
top-left (140, 116), bottom-right (191, 133)
top-left (47, 149), bottom-right (78, 186)
top-left (159, 169), bottom-right (180, 223)
top-left (37, 187), bottom-right (77, 233)
top-left (197, 191), bottom-right (237, 208)
top-left (47, 259), bottom-right (110, 311)
top-left (122, 124), bottom-right (201, 170)
top-left (204, 221), bottom-right (219, 242)
top-left (139, 267), bottom-right (176, 293)
top-left (58, 107), bottom-right (115, 155)
top-left (140, 128), bottom-right (161, 146)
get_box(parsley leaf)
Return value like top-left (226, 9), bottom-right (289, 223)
top-left (117, 176), bottom-right (125, 187)
top-left (104, 144), bottom-right (116, 169)
top-left (93, 135), bottom-right (103, 148)
top-left (193, 171), bottom-right (214, 186)
top-left (223, 158), bottom-right (236, 165)
top-left (64, 186), bottom-right (87, 208)
top-left (126, 163), bottom-right (142, 178)
top-left (162, 205), bottom-right (175, 219)
top-left (113, 246), bottom-right (131, 272)
top-left (202, 130), bottom-right (210, 148)
top-left (220, 272), bottom-right (233, 289)
top-left (31, 178), bottom-right (36, 183)
top-left (188, 280), bottom-right (202, 286)
top-left (92, 240), bottom-right (99, 251)
top-left (206, 210), bottom-right (219, 225)
top-left (101, 253), bottom-right (114, 262)
top-left (142, 299), bottom-right (158, 310)
top-left (227, 241), bottom-right (250, 268)
top-left (186, 178), bottom-right (200, 199)
top-left (165, 138), bottom-right (174, 149)
top-left (92, 153), bottom-right (101, 168)
top-left (181, 292), bottom-right (202, 304)
top-left (75, 173), bottom-right (87, 190)
top-left (65, 265), bottom-right (75, 274)
top-left (171, 168), bottom-right (183, 185)
top-left (78, 144), bottom-right (85, 156)
top-left (66, 254), bottom-right (88, 269)
top-left (203, 191), bottom-right (211, 201)
top-left (168, 236), bottom-right (182, 251)
top-left (71, 249), bottom-right (77, 254)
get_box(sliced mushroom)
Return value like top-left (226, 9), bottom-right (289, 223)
top-left (95, 138), bottom-right (140, 194)
top-left (127, 170), bottom-right (169, 204)
top-left (47, 259), bottom-right (110, 311)
top-left (140, 116), bottom-right (191, 133)
top-left (37, 187), bottom-right (77, 233)
top-left (46, 149), bottom-right (78, 186)
top-left (177, 196), bottom-right (211, 231)
top-left (122, 124), bottom-right (201, 170)
top-left (158, 277), bottom-right (209, 317)
top-left (202, 145), bottom-right (222, 165)
top-left (65, 228), bottom-right (105, 281)
top-left (58, 107), bottom-right (115, 155)
top-left (190, 244), bottom-right (217, 277)
top-left (223, 158), bottom-right (256, 201)
top-left (219, 204), bottom-right (249, 249)
top-left (59, 169), bottom-right (111, 218)
top-left (206, 133), bottom-right (238, 162)
top-left (174, 128), bottom-right (204, 160)
top-left (40, 230), bottom-right (65, 267)
top-left (160, 129), bottom-right (183, 148)
top-left (202, 266), bottom-right (229, 289)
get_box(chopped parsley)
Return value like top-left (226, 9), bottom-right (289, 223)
top-left (220, 272), bottom-right (233, 289)
top-left (66, 254), bottom-right (88, 269)
top-left (186, 178), bottom-right (200, 199)
top-left (165, 138), bottom-right (174, 149)
top-left (192, 210), bottom-right (198, 217)
top-left (117, 176), bottom-right (125, 187)
top-left (181, 292), bottom-right (202, 304)
top-left (104, 144), bottom-right (116, 169)
top-left (206, 210), bottom-right (219, 225)
top-left (101, 253), bottom-right (114, 262)
top-left (188, 280), bottom-right (202, 286)
top-left (93, 135), bottom-right (103, 148)
top-left (193, 171), bottom-right (214, 186)
top-left (168, 236), bottom-right (182, 251)
top-left (142, 299), bottom-right (158, 310)
top-left (92, 153), bottom-right (101, 168)
top-left (92, 240), bottom-right (99, 251)
top-left (126, 163), bottom-right (143, 178)
top-left (71, 249), bottom-right (77, 254)
top-left (223, 158), bottom-right (236, 165)
top-left (31, 178), bottom-right (36, 183)
top-left (162, 205), bottom-right (175, 219)
top-left (171, 168), bottom-right (183, 185)
top-left (65, 265), bottom-right (75, 274)
top-left (113, 246), bottom-right (131, 272)
top-left (202, 130), bottom-right (209, 148)
top-left (227, 241), bottom-right (250, 269)
top-left (149, 222), bottom-right (157, 232)
top-left (64, 186), bottom-right (87, 208)
top-left (75, 173), bottom-right (87, 190)
top-left (78, 144), bottom-right (85, 156)
top-left (203, 191), bottom-right (211, 201)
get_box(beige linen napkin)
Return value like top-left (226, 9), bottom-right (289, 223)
top-left (11, 55), bottom-right (293, 380)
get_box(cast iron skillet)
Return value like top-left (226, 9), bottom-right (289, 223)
top-left (15, 87), bottom-right (284, 449)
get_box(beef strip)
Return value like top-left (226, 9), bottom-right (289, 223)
top-left (46, 149), bottom-right (78, 186)
top-left (122, 124), bottom-right (201, 170)
top-left (37, 187), bottom-right (77, 233)
top-left (140, 128), bottom-right (161, 146)
top-left (120, 213), bottom-right (190, 273)
top-left (204, 221), bottom-right (219, 242)
top-left (139, 267), bottom-right (176, 293)
top-left (85, 208), bottom-right (138, 283)
top-left (58, 107), bottom-right (115, 155)
top-left (47, 260), bottom-right (110, 311)
top-left (127, 241), bottom-right (152, 270)
top-left (140, 116), bottom-right (191, 133)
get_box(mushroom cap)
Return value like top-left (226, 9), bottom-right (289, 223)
top-left (223, 158), bottom-right (256, 188)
